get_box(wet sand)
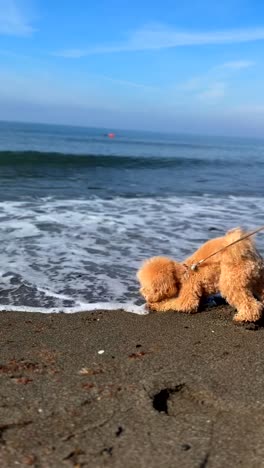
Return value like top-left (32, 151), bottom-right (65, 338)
top-left (0, 305), bottom-right (264, 467)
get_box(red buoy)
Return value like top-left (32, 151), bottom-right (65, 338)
top-left (108, 133), bottom-right (115, 139)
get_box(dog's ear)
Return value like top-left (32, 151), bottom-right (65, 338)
top-left (137, 257), bottom-right (180, 303)
top-left (172, 262), bottom-right (185, 286)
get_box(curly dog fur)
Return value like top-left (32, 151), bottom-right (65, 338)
top-left (137, 228), bottom-right (264, 322)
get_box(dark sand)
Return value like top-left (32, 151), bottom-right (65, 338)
top-left (0, 305), bottom-right (264, 467)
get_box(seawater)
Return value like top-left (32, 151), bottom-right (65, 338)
top-left (1, 121), bottom-right (264, 313)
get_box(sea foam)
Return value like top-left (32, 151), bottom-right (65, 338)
top-left (0, 195), bottom-right (264, 313)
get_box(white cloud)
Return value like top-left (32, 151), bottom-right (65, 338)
top-left (197, 82), bottom-right (227, 100)
top-left (178, 59), bottom-right (254, 101)
top-left (57, 48), bottom-right (86, 59)
top-left (0, 48), bottom-right (32, 59)
top-left (93, 74), bottom-right (158, 91)
top-left (0, 68), bottom-right (147, 111)
top-left (0, 0), bottom-right (35, 36)
top-left (55, 24), bottom-right (264, 57)
top-left (217, 60), bottom-right (255, 70)
top-left (235, 104), bottom-right (264, 114)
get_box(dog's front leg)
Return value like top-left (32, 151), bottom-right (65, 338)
top-left (149, 296), bottom-right (199, 313)
top-left (149, 283), bottom-right (202, 313)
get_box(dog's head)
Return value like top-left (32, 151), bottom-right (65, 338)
top-left (137, 256), bottom-right (180, 303)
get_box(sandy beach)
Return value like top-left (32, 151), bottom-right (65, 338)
top-left (0, 305), bottom-right (264, 467)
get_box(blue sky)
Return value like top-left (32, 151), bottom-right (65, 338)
top-left (1, 0), bottom-right (264, 136)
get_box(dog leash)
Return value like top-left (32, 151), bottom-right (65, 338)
top-left (187, 225), bottom-right (264, 272)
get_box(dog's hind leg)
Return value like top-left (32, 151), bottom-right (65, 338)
top-left (219, 265), bottom-right (263, 323)
top-left (252, 267), bottom-right (264, 305)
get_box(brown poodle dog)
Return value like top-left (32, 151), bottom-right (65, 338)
top-left (137, 228), bottom-right (264, 322)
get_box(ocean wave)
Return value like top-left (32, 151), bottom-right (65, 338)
top-left (0, 150), bottom-right (252, 169)
top-left (1, 195), bottom-right (264, 312)
top-left (0, 302), bottom-right (147, 315)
